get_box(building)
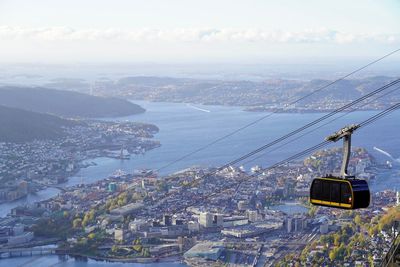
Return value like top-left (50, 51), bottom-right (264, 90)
top-left (110, 202), bottom-right (144, 216)
top-left (177, 236), bottom-right (197, 251)
top-left (149, 244), bottom-right (179, 256)
top-left (221, 221), bottom-right (282, 238)
top-left (223, 216), bottom-right (249, 227)
top-left (247, 210), bottom-right (258, 222)
top-left (286, 216), bottom-right (307, 233)
top-left (0, 227), bottom-right (11, 244)
top-left (184, 242), bottom-right (223, 261)
top-left (18, 181), bottom-right (28, 195)
top-left (114, 228), bottom-right (127, 242)
top-left (213, 214), bottom-right (223, 227)
top-left (129, 219), bottom-right (149, 232)
top-left (13, 224), bottom-right (24, 236)
top-left (188, 222), bottom-right (200, 233)
top-left (320, 223), bottom-right (329, 234)
top-left (199, 212), bottom-right (223, 228)
top-left (284, 181), bottom-right (295, 198)
top-left (287, 217), bottom-right (293, 233)
top-left (199, 212), bottom-right (213, 228)
top-left (355, 160), bottom-right (367, 174)
top-left (173, 218), bottom-right (184, 225)
top-left (237, 200), bottom-right (248, 211)
top-left (108, 183), bottom-right (117, 192)
top-left (294, 218), bottom-right (302, 232)
top-left (163, 215), bottom-right (172, 226)
top-left (7, 232), bottom-right (33, 245)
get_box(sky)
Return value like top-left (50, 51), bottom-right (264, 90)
top-left (0, 0), bottom-right (399, 64)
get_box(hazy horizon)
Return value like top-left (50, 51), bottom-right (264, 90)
top-left (1, 0), bottom-right (399, 64)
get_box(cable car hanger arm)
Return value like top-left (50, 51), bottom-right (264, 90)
top-left (325, 124), bottom-right (360, 178)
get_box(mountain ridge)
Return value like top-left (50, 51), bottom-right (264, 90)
top-left (0, 86), bottom-right (145, 118)
top-left (0, 105), bottom-right (78, 143)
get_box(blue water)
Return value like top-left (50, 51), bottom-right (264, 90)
top-left (1, 101), bottom-right (399, 217)
top-left (0, 101), bottom-right (399, 266)
top-left (81, 100), bottom-right (400, 174)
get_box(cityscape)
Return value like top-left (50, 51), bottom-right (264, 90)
top-left (0, 1), bottom-right (400, 266)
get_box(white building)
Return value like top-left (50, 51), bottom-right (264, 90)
top-left (199, 212), bottom-right (213, 228)
top-left (247, 210), bottom-right (258, 222)
top-left (8, 232), bottom-right (33, 245)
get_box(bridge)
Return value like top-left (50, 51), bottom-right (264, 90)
top-left (0, 247), bottom-right (67, 258)
top-left (30, 181), bottom-right (67, 193)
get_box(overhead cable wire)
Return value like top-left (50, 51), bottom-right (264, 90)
top-left (156, 48), bottom-right (400, 173)
top-left (151, 80), bottom-right (400, 213)
top-left (217, 79), bottom-right (400, 170)
top-left (172, 102), bottom-right (400, 213)
top-left (240, 85), bottom-right (400, 166)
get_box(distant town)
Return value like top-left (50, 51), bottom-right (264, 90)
top-left (0, 146), bottom-right (398, 266)
top-left (82, 76), bottom-right (400, 113)
top-left (0, 120), bottom-right (159, 203)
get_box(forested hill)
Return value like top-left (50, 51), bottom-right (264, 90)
top-left (0, 105), bottom-right (77, 142)
top-left (0, 87), bottom-right (145, 118)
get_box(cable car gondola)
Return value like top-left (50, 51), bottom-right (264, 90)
top-left (310, 177), bottom-right (370, 209)
top-left (310, 125), bottom-right (371, 209)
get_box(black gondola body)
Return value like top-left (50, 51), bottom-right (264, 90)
top-left (309, 125), bottom-right (371, 209)
top-left (310, 177), bottom-right (370, 209)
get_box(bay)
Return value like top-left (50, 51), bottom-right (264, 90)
top-left (0, 101), bottom-right (399, 266)
top-left (1, 101), bottom-right (399, 217)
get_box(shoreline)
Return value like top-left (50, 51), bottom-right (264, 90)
top-left (128, 98), bottom-right (387, 114)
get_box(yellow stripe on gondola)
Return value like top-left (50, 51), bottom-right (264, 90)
top-left (310, 199), bottom-right (352, 208)
top-left (311, 177), bottom-right (355, 209)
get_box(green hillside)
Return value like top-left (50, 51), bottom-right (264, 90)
top-left (0, 105), bottom-right (77, 142)
top-left (0, 87), bottom-right (145, 118)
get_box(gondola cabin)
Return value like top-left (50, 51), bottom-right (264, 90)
top-left (310, 177), bottom-right (370, 209)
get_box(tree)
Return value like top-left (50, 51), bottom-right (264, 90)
top-left (82, 209), bottom-right (96, 227)
top-left (73, 218), bottom-right (82, 228)
top-left (354, 214), bottom-right (362, 225)
top-left (309, 206), bottom-right (317, 217)
top-left (368, 225), bottom-right (378, 236)
top-left (333, 233), bottom-right (340, 246)
top-left (156, 180), bottom-right (168, 192)
top-left (132, 244), bottom-right (142, 252)
top-left (329, 248), bottom-right (338, 261)
top-left (142, 248), bottom-right (150, 257)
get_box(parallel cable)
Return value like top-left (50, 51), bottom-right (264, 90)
top-left (154, 80), bottom-right (400, 213)
top-left (217, 79), bottom-right (400, 170)
top-left (156, 48), bottom-right (400, 173)
top-left (241, 85), bottom-right (400, 166)
top-left (262, 103), bottom-right (400, 173)
top-left (170, 103), bottom-right (400, 213)
top-left (359, 103), bottom-right (400, 128)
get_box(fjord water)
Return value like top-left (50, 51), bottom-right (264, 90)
top-left (0, 101), bottom-right (399, 218)
top-left (76, 100), bottom-right (400, 192)
top-left (0, 101), bottom-right (399, 267)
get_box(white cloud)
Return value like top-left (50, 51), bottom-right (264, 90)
top-left (0, 26), bottom-right (398, 44)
